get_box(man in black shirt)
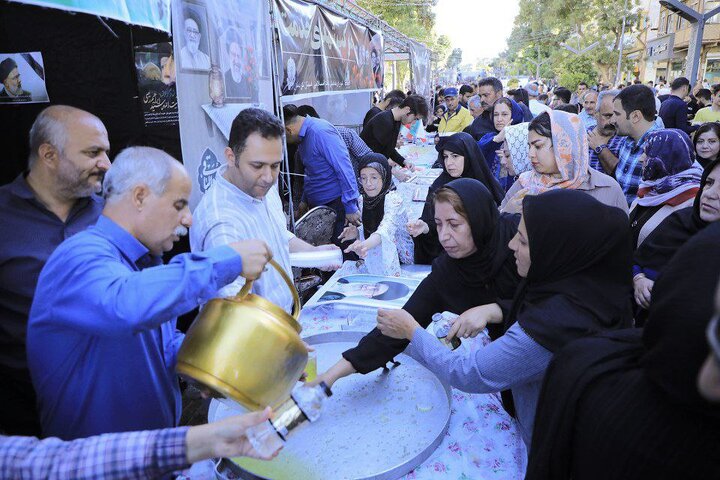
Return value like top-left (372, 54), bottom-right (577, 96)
top-left (464, 77), bottom-right (503, 140)
top-left (362, 89), bottom-right (406, 128)
top-left (659, 77), bottom-right (697, 134)
top-left (361, 94), bottom-right (428, 168)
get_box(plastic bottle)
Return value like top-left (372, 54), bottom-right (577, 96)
top-left (432, 312), bottom-right (461, 350)
top-left (245, 382), bottom-right (333, 457)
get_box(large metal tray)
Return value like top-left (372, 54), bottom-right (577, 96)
top-left (209, 331), bottom-right (452, 480)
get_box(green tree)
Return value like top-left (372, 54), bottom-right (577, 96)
top-left (557, 55), bottom-right (598, 90)
top-left (498, 0), bottom-right (640, 83)
top-left (446, 48), bottom-right (463, 70)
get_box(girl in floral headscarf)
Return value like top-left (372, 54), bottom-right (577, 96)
top-left (500, 111), bottom-right (627, 214)
top-left (495, 122), bottom-right (532, 193)
top-left (629, 128), bottom-right (704, 248)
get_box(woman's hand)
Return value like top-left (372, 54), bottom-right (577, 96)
top-left (311, 357), bottom-right (356, 389)
top-left (634, 275), bottom-right (654, 310)
top-left (448, 303), bottom-right (503, 340)
top-left (377, 308), bottom-right (420, 340)
top-left (338, 224), bottom-right (358, 243)
top-left (406, 219), bottom-right (429, 237)
top-left (493, 128), bottom-right (507, 144)
top-left (392, 168), bottom-right (412, 182)
top-left (344, 239), bottom-right (371, 258)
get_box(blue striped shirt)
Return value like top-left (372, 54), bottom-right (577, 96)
top-left (586, 126), bottom-right (625, 175)
top-left (615, 122), bottom-right (661, 205)
top-left (0, 427), bottom-right (189, 479)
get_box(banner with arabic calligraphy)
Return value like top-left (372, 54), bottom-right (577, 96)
top-left (8, 0), bottom-right (171, 32)
top-left (134, 43), bottom-right (178, 127)
top-left (275, 0), bottom-right (383, 101)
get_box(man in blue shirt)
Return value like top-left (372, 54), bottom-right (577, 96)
top-left (27, 146), bottom-right (272, 440)
top-left (283, 104), bottom-right (360, 244)
top-left (610, 85), bottom-right (661, 204)
top-left (0, 105), bottom-right (110, 436)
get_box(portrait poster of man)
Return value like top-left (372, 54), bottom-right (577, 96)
top-left (177, 1), bottom-right (212, 72)
top-left (308, 274), bottom-right (420, 309)
top-left (134, 42), bottom-right (179, 127)
top-left (219, 27), bottom-right (258, 102)
top-left (281, 56), bottom-right (298, 96)
top-left (0, 52), bottom-right (49, 104)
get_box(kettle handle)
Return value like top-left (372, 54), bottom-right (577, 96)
top-left (234, 259), bottom-right (301, 320)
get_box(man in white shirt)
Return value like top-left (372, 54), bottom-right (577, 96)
top-left (179, 15), bottom-right (210, 70)
top-left (191, 108), bottom-right (339, 313)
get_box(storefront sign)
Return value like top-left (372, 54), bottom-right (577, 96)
top-left (647, 34), bottom-right (675, 62)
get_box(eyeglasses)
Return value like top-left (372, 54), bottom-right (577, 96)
top-left (360, 176), bottom-right (381, 185)
top-left (185, 27), bottom-right (200, 36)
top-left (707, 314), bottom-right (720, 365)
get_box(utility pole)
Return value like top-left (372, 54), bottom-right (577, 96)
top-left (529, 43), bottom-right (549, 79)
top-left (660, 0), bottom-right (720, 84)
top-left (615, 0), bottom-right (629, 85)
top-left (561, 25), bottom-right (600, 56)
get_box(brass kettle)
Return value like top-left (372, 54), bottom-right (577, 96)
top-left (177, 259), bottom-right (307, 410)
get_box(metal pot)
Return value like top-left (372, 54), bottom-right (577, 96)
top-left (177, 259), bottom-right (307, 410)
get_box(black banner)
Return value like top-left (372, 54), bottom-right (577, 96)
top-left (134, 42), bottom-right (179, 127)
top-left (275, 0), bottom-right (383, 99)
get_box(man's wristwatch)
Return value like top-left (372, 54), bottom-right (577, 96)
top-left (594, 144), bottom-right (608, 155)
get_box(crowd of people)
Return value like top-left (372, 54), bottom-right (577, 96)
top-left (1, 71), bottom-right (720, 478)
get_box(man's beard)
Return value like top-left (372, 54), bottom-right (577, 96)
top-left (7, 83), bottom-right (21, 95)
top-left (57, 160), bottom-right (104, 198)
top-left (187, 38), bottom-right (199, 54)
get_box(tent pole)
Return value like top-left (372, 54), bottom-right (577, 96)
top-left (268, 0), bottom-right (296, 233)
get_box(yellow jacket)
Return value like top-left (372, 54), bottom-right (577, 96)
top-left (438, 106), bottom-right (474, 134)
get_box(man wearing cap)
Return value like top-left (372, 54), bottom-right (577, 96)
top-left (438, 87), bottom-right (473, 134)
top-left (525, 82), bottom-right (551, 117)
top-left (0, 58), bottom-right (31, 102)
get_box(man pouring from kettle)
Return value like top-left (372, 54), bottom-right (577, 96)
top-left (26, 146), bottom-right (273, 440)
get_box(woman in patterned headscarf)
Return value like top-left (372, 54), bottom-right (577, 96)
top-left (340, 153), bottom-right (414, 276)
top-left (629, 128), bottom-right (704, 248)
top-left (500, 111), bottom-right (627, 215)
top-left (495, 122), bottom-right (532, 193)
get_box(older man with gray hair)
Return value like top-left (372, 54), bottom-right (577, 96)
top-left (467, 94), bottom-right (484, 119)
top-left (0, 105), bottom-right (110, 435)
top-left (587, 89), bottom-right (624, 174)
top-left (26, 146), bottom-right (273, 440)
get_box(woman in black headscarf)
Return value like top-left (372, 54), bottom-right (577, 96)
top-left (316, 178), bottom-right (520, 383)
top-left (339, 153), bottom-right (414, 276)
top-left (319, 188), bottom-right (632, 450)
top-left (632, 158), bottom-right (720, 318)
top-left (380, 189), bottom-right (630, 449)
top-left (407, 132), bottom-right (503, 264)
top-left (526, 222), bottom-right (720, 480)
